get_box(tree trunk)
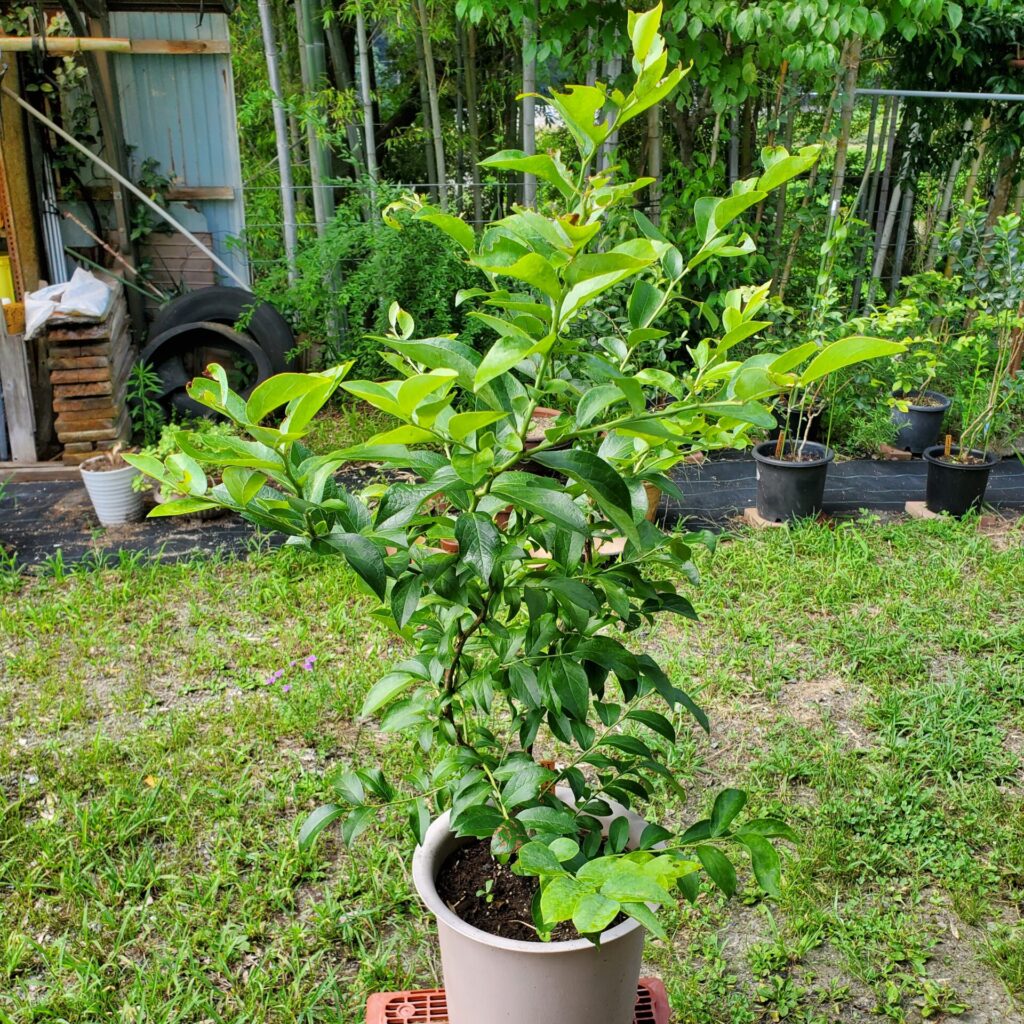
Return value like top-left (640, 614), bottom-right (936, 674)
top-left (727, 111), bottom-right (739, 185)
top-left (984, 149), bottom-right (1019, 230)
top-left (355, 2), bottom-right (379, 205)
top-left (415, 0), bottom-right (447, 209)
top-left (412, 12), bottom-right (438, 202)
top-left (258, 0), bottom-right (299, 280)
top-left (599, 37), bottom-right (622, 172)
top-left (646, 103), bottom-right (662, 224)
top-left (709, 111), bottom-right (722, 170)
top-left (463, 23), bottom-right (483, 227)
top-left (522, 1), bottom-right (538, 207)
top-left (825, 35), bottom-right (862, 239)
top-left (739, 98), bottom-right (755, 179)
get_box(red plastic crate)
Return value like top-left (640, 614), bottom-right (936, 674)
top-left (366, 977), bottom-right (669, 1023)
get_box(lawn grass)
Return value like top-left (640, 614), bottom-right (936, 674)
top-left (0, 516), bottom-right (1021, 1022)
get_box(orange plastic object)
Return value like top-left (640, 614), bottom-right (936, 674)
top-left (365, 977), bottom-right (670, 1023)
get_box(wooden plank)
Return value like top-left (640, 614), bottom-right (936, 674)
top-left (0, 331), bottom-right (38, 461)
top-left (0, 461), bottom-right (83, 482)
top-left (85, 185), bottom-right (235, 201)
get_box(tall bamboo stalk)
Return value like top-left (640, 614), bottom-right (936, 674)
top-left (296, 0), bottom-right (333, 236)
top-left (924, 126), bottom-right (967, 271)
top-left (412, 13), bottom-right (439, 202)
top-left (522, 0), bottom-right (538, 207)
top-left (323, 14), bottom-right (365, 176)
top-left (355, 3), bottom-right (378, 205)
top-left (258, 0), bottom-right (298, 280)
top-left (646, 103), bottom-right (662, 224)
top-left (825, 36), bottom-right (862, 242)
top-left (462, 23), bottom-right (483, 226)
top-left (415, 0), bottom-right (447, 209)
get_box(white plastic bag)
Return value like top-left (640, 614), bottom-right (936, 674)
top-left (24, 269), bottom-right (113, 338)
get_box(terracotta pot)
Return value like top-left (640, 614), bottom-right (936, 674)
top-left (411, 793), bottom-right (649, 1024)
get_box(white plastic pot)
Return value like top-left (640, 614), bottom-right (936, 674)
top-left (80, 459), bottom-right (144, 525)
top-left (412, 794), bottom-right (649, 1024)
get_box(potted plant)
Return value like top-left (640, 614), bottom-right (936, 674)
top-left (132, 419), bottom-right (239, 519)
top-left (80, 445), bottom-right (145, 525)
top-left (751, 334), bottom-right (905, 521)
top-left (888, 331), bottom-right (952, 454)
top-left (922, 210), bottom-right (1024, 516)
top-left (128, 8), bottom-right (833, 1020)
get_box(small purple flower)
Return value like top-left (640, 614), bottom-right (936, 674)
top-left (302, 654), bottom-right (317, 672)
top-left (282, 684), bottom-right (291, 693)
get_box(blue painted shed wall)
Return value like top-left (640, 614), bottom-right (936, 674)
top-left (108, 11), bottom-right (249, 284)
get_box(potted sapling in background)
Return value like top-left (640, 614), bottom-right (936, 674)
top-left (923, 210), bottom-right (1024, 516)
top-left (128, 9), bottom-right (849, 1021)
top-left (751, 334), bottom-right (904, 522)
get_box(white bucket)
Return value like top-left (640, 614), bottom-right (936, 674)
top-left (80, 460), bottom-right (144, 526)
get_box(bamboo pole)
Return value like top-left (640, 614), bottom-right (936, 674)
top-left (257, 0), bottom-right (299, 281)
top-left (1, 82), bottom-right (249, 290)
top-left (522, 0), bottom-right (538, 208)
top-left (0, 35), bottom-right (230, 54)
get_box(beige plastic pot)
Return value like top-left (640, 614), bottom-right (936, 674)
top-left (411, 794), bottom-right (649, 1024)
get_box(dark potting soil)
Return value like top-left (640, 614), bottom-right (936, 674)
top-left (902, 394), bottom-right (945, 407)
top-left (774, 451), bottom-right (821, 464)
top-left (435, 839), bottom-right (621, 942)
top-left (937, 453), bottom-right (987, 466)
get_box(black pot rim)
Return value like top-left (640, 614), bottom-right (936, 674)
top-left (922, 445), bottom-right (998, 470)
top-left (752, 440), bottom-right (835, 469)
top-left (892, 389), bottom-right (952, 412)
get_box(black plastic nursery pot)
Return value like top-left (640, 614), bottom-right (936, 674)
top-left (922, 445), bottom-right (997, 517)
top-left (891, 390), bottom-right (952, 454)
top-left (772, 402), bottom-right (826, 444)
top-left (752, 440), bottom-right (835, 523)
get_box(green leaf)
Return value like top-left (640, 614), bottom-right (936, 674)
top-left (608, 816), bottom-right (631, 854)
top-left (710, 789), bottom-right (747, 836)
top-left (756, 145), bottom-right (820, 193)
top-left (576, 384), bottom-right (625, 427)
top-left (491, 472), bottom-right (588, 535)
top-left (298, 803), bottom-right (345, 851)
top-left (222, 466), bottom-right (267, 506)
top-left (798, 336), bottom-right (905, 386)
top-left (737, 818), bottom-right (798, 843)
top-left (737, 834), bottom-right (782, 896)
top-left (527, 450), bottom-right (637, 543)
top-left (572, 892), bottom-right (621, 935)
top-left (455, 513), bottom-right (500, 582)
top-left (517, 804), bottom-right (578, 835)
top-left (517, 840), bottom-right (566, 876)
top-left (147, 498), bottom-right (213, 517)
top-left (475, 252), bottom-right (561, 301)
top-left (628, 280), bottom-right (663, 329)
top-left (639, 824), bottom-right (673, 850)
top-left (696, 845), bottom-right (737, 896)
top-left (540, 875), bottom-right (588, 923)
top-left (410, 798), bottom-right (431, 845)
top-left (480, 150), bottom-right (575, 200)
top-left (448, 410), bottom-right (508, 441)
top-left (621, 900), bottom-right (667, 940)
top-left (390, 575), bottom-right (423, 628)
top-left (361, 671), bottom-right (418, 717)
top-left (628, 2), bottom-right (662, 61)
top-left (315, 532), bottom-right (387, 600)
top-left (600, 866), bottom-right (672, 904)
top-left (246, 373), bottom-right (329, 424)
top-left (452, 804), bottom-right (505, 839)
top-left (626, 709), bottom-right (676, 742)
top-left (549, 837), bottom-right (580, 862)
top-left (416, 210), bottom-right (476, 254)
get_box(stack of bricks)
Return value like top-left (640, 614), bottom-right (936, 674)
top-left (47, 283), bottom-right (133, 465)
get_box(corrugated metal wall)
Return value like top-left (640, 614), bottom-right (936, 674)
top-left (108, 10), bottom-right (249, 285)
